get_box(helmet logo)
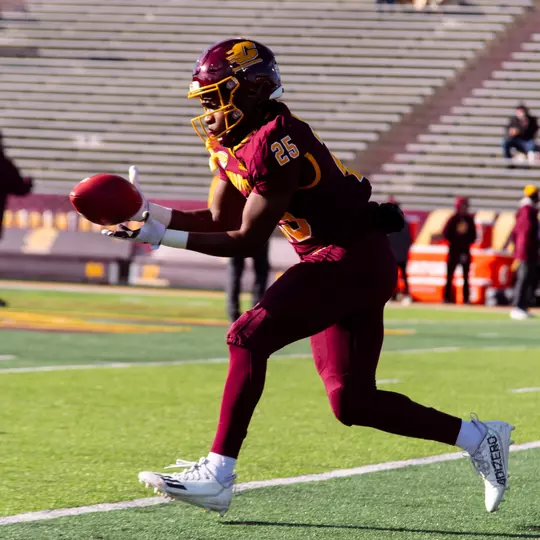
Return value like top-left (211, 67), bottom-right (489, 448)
top-left (226, 41), bottom-right (263, 73)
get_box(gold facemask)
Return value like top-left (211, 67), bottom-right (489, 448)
top-left (187, 76), bottom-right (243, 141)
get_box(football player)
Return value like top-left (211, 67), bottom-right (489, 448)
top-left (103, 38), bottom-right (514, 516)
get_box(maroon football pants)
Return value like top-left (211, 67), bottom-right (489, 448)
top-left (211, 231), bottom-right (461, 458)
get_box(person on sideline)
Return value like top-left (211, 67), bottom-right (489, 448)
top-left (0, 133), bottom-right (33, 307)
top-left (509, 185), bottom-right (538, 320)
top-left (387, 197), bottom-right (412, 305)
top-left (208, 174), bottom-right (270, 322)
top-left (442, 197), bottom-right (477, 304)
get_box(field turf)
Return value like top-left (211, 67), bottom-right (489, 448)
top-left (0, 283), bottom-right (539, 539)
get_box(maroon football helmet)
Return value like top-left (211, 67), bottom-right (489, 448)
top-left (188, 38), bottom-right (283, 145)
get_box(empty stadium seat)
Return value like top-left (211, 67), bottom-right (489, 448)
top-left (0, 0), bottom-right (531, 200)
top-left (368, 4), bottom-right (540, 211)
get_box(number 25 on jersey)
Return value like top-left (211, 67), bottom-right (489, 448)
top-left (271, 136), bottom-right (299, 166)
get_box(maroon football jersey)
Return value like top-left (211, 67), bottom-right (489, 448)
top-left (207, 102), bottom-right (372, 257)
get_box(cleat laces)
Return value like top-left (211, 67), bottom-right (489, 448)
top-left (466, 413), bottom-right (492, 479)
top-left (164, 457), bottom-right (213, 482)
top-left (470, 451), bottom-right (491, 478)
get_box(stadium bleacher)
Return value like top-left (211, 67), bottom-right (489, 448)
top-left (0, 0), bottom-right (532, 201)
top-left (371, 2), bottom-right (540, 211)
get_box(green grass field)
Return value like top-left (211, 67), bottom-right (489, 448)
top-left (1, 283), bottom-right (540, 539)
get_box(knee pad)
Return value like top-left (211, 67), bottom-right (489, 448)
top-left (329, 385), bottom-right (377, 427)
top-left (226, 305), bottom-right (274, 353)
top-left (328, 386), bottom-right (354, 426)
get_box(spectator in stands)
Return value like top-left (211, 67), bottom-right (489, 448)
top-left (387, 197), bottom-right (412, 305)
top-left (208, 174), bottom-right (270, 322)
top-left (508, 185), bottom-right (538, 320)
top-left (0, 0), bottom-right (28, 17)
top-left (0, 132), bottom-right (33, 307)
top-left (413, 0), bottom-right (445, 10)
top-left (387, 0), bottom-right (471, 11)
top-left (502, 104), bottom-right (539, 166)
top-left (442, 197), bottom-right (476, 304)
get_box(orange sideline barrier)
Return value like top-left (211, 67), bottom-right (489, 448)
top-left (404, 245), bottom-right (514, 305)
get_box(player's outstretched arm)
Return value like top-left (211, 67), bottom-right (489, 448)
top-left (129, 166), bottom-right (244, 233)
top-left (183, 189), bottom-right (289, 257)
top-left (167, 178), bottom-right (245, 233)
top-left (104, 187), bottom-right (292, 257)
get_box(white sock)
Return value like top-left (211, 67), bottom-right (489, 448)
top-left (456, 420), bottom-right (485, 454)
top-left (206, 452), bottom-right (237, 484)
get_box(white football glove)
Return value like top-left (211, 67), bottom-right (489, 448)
top-left (127, 166), bottom-right (172, 226)
top-left (102, 212), bottom-right (189, 250)
top-left (102, 211), bottom-right (165, 247)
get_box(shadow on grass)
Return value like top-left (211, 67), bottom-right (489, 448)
top-left (223, 520), bottom-right (540, 539)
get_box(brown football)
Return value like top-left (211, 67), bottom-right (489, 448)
top-left (69, 173), bottom-right (143, 226)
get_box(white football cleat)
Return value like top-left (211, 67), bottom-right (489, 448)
top-left (138, 457), bottom-right (235, 516)
top-left (467, 417), bottom-right (514, 512)
top-left (510, 308), bottom-right (530, 320)
top-left (401, 295), bottom-right (413, 306)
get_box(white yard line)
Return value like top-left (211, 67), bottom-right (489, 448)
top-left (0, 349), bottom-right (431, 374)
top-left (2, 280), bottom-right (538, 316)
top-left (387, 320), bottom-right (538, 326)
top-left (0, 280), bottom-right (226, 298)
top-left (0, 357), bottom-right (232, 374)
top-left (236, 441), bottom-right (540, 491)
top-left (0, 355), bottom-right (15, 361)
top-left (2, 440), bottom-right (539, 526)
top-left (509, 387), bottom-right (540, 394)
top-left (391, 346), bottom-right (460, 354)
top-left (0, 354), bottom-right (318, 374)
top-left (1, 346), bottom-right (535, 375)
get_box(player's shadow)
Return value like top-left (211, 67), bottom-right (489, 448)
top-left (223, 521), bottom-right (540, 539)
